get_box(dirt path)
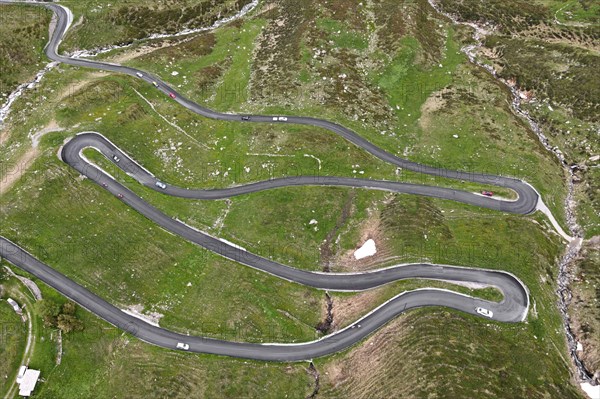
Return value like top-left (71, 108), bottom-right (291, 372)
top-left (0, 40), bottom-right (171, 196)
top-left (0, 147), bottom-right (39, 195)
top-left (0, 127), bottom-right (10, 146)
top-left (2, 279), bottom-right (37, 399)
top-left (0, 119), bottom-right (64, 196)
top-left (1, 0), bottom-right (243, 196)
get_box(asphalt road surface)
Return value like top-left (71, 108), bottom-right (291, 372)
top-left (0, 1), bottom-right (532, 361)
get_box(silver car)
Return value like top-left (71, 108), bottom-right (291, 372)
top-left (476, 307), bottom-right (493, 318)
top-left (155, 181), bottom-right (167, 189)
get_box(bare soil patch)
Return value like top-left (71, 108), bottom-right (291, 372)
top-left (0, 147), bottom-right (38, 195)
top-left (331, 211), bottom-right (392, 272)
top-left (0, 119), bottom-right (62, 195)
top-left (419, 87), bottom-right (451, 131)
top-left (0, 126), bottom-right (10, 146)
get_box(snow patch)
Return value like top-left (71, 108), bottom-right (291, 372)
top-left (581, 383), bottom-right (600, 399)
top-left (354, 239), bottom-right (377, 260)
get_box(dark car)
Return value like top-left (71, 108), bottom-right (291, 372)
top-left (241, 116), bottom-right (251, 121)
top-left (117, 193), bottom-right (124, 199)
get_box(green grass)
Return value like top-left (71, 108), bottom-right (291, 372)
top-left (0, 271), bottom-right (317, 398)
top-left (315, 18), bottom-right (369, 50)
top-left (44, 318), bottom-right (314, 398)
top-left (318, 309), bottom-right (581, 399)
top-left (437, 0), bottom-right (599, 238)
top-left (0, 147), bottom-right (327, 343)
top-left (119, 5), bottom-right (564, 227)
top-left (479, 35), bottom-right (599, 236)
top-left (0, 0), bottom-right (589, 397)
top-left (56, 0), bottom-right (254, 52)
top-left (537, 0), bottom-right (600, 24)
top-left (0, 271), bottom-right (62, 398)
top-left (437, 0), bottom-right (550, 34)
top-left (0, 290), bottom-right (27, 397)
top-left (0, 4), bottom-right (52, 98)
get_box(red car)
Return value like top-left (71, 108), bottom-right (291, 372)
top-left (169, 93), bottom-right (176, 99)
top-left (482, 191), bottom-right (494, 197)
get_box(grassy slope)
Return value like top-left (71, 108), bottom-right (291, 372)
top-left (570, 239), bottom-right (600, 381)
top-left (0, 287), bottom-right (27, 398)
top-left (318, 309), bottom-right (579, 398)
top-left (318, 193), bottom-right (581, 398)
top-left (0, 0), bottom-right (586, 397)
top-left (437, 0), bottom-right (599, 237)
top-left (5, 280), bottom-right (313, 399)
top-left (0, 5), bottom-right (51, 99)
top-left (58, 0), bottom-right (254, 51)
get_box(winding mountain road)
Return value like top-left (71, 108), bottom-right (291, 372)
top-left (0, 0), bottom-right (535, 361)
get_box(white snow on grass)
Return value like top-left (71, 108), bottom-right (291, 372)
top-left (354, 239), bottom-right (377, 260)
top-left (581, 383), bottom-right (600, 399)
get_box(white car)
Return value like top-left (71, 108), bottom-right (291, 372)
top-left (16, 366), bottom-right (26, 383)
top-left (278, 117), bottom-right (288, 121)
top-left (155, 181), bottom-right (167, 189)
top-left (112, 155), bottom-right (120, 163)
top-left (272, 117), bottom-right (278, 121)
top-left (476, 307), bottom-right (493, 318)
top-left (176, 342), bottom-right (189, 350)
top-left (7, 298), bottom-right (20, 312)
top-left (136, 72), bottom-right (143, 78)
